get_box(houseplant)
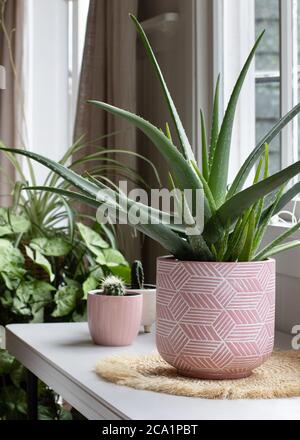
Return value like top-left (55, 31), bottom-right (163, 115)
top-left (87, 275), bottom-right (143, 346)
top-left (0, 141), bottom-right (131, 419)
top-left (2, 15), bottom-right (300, 378)
top-left (128, 260), bottom-right (156, 333)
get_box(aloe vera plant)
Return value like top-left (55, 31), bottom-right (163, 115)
top-left (1, 15), bottom-right (300, 262)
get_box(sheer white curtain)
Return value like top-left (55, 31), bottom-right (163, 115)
top-left (0, 0), bottom-right (27, 205)
top-left (74, 0), bottom-right (140, 263)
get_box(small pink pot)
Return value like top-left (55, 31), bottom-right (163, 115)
top-left (156, 257), bottom-right (276, 379)
top-left (87, 291), bottom-right (143, 346)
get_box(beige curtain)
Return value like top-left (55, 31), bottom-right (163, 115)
top-left (0, 0), bottom-right (25, 206)
top-left (74, 0), bottom-right (141, 263)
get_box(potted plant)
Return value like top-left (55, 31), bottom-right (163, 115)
top-left (3, 15), bottom-right (300, 378)
top-left (88, 276), bottom-right (143, 346)
top-left (128, 261), bottom-right (156, 333)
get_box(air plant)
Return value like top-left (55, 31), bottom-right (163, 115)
top-left (1, 15), bottom-right (300, 262)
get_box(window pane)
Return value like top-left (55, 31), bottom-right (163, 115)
top-left (255, 0), bottom-right (281, 173)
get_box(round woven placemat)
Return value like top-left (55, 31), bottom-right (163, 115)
top-left (95, 351), bottom-right (300, 399)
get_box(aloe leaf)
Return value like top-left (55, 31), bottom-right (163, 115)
top-left (165, 122), bottom-right (173, 143)
top-left (129, 14), bottom-right (195, 161)
top-left (188, 235), bottom-right (214, 261)
top-left (230, 222), bottom-right (249, 262)
top-left (228, 103), bottom-right (300, 198)
top-left (209, 31), bottom-right (265, 207)
top-left (254, 240), bottom-right (300, 260)
top-left (223, 210), bottom-right (251, 261)
top-left (238, 209), bottom-right (256, 261)
top-left (204, 160), bottom-right (300, 244)
top-left (24, 186), bottom-right (99, 208)
top-left (191, 161), bottom-right (216, 214)
top-left (88, 100), bottom-right (202, 194)
top-left (0, 146), bottom-right (100, 198)
top-left (209, 75), bottom-right (220, 168)
top-left (254, 220), bottom-right (300, 261)
top-left (200, 111), bottom-right (209, 181)
top-left (260, 181), bottom-right (300, 225)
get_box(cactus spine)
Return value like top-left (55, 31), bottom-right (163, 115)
top-left (101, 276), bottom-right (125, 296)
top-left (131, 260), bottom-right (144, 289)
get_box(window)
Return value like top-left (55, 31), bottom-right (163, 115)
top-left (214, 0), bottom-right (300, 179)
top-left (255, 0), bottom-right (299, 175)
top-left (24, 0), bottom-right (89, 183)
top-left (255, 0), bottom-right (281, 175)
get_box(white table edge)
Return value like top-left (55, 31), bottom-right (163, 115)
top-left (6, 325), bottom-right (128, 420)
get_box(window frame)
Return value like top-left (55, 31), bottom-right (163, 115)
top-left (209, 0), bottom-right (300, 281)
top-left (212, 0), bottom-right (299, 174)
top-left (24, 0), bottom-right (88, 183)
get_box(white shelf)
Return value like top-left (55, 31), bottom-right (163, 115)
top-left (6, 323), bottom-right (300, 420)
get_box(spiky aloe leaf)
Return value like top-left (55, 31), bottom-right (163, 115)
top-left (208, 31), bottom-right (265, 207)
top-left (209, 75), bottom-right (220, 169)
top-left (129, 14), bottom-right (195, 162)
top-left (238, 209), bottom-right (256, 261)
top-left (260, 181), bottom-right (300, 225)
top-left (200, 111), bottom-right (209, 181)
top-left (88, 100), bottom-right (202, 195)
top-left (228, 103), bottom-right (300, 198)
top-left (254, 240), bottom-right (300, 260)
top-left (24, 185), bottom-right (198, 260)
top-left (254, 221), bottom-right (300, 261)
top-left (204, 160), bottom-right (300, 244)
top-left (0, 147), bottom-right (100, 197)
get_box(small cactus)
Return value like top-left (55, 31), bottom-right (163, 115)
top-left (131, 260), bottom-right (144, 289)
top-left (101, 275), bottom-right (125, 296)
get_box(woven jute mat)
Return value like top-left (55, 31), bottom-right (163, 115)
top-left (95, 351), bottom-right (300, 399)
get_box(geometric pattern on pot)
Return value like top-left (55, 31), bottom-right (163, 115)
top-left (156, 257), bottom-right (276, 379)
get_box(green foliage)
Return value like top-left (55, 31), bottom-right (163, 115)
top-left (1, 15), bottom-right (300, 267)
top-left (101, 275), bottom-right (126, 296)
top-left (77, 222), bottom-right (109, 254)
top-left (52, 280), bottom-right (82, 318)
top-left (0, 208), bottom-right (30, 236)
top-left (30, 237), bottom-right (72, 257)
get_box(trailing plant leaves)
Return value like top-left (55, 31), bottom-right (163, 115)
top-left (110, 265), bottom-right (131, 284)
top-left (52, 281), bottom-right (82, 318)
top-left (30, 237), bottom-right (71, 257)
top-left (13, 280), bottom-right (55, 318)
top-left (101, 249), bottom-right (128, 268)
top-left (0, 208), bottom-right (30, 237)
top-left (25, 246), bottom-right (55, 282)
top-left (0, 385), bottom-right (27, 418)
top-left (0, 240), bottom-right (25, 290)
top-left (77, 222), bottom-right (109, 255)
top-left (9, 361), bottom-right (25, 388)
top-left (82, 275), bottom-right (99, 299)
top-left (0, 349), bottom-right (15, 374)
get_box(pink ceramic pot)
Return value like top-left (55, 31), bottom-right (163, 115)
top-left (87, 291), bottom-right (143, 346)
top-left (156, 257), bottom-right (276, 379)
